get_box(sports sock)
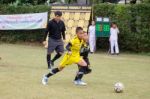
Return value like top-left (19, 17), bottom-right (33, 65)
top-left (74, 73), bottom-right (84, 81)
top-left (46, 68), bottom-right (60, 78)
top-left (51, 53), bottom-right (62, 63)
top-left (74, 66), bottom-right (81, 81)
top-left (47, 54), bottom-right (51, 69)
top-left (74, 67), bottom-right (85, 81)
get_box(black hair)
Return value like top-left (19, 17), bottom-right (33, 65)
top-left (111, 22), bottom-right (117, 27)
top-left (76, 27), bottom-right (83, 33)
top-left (54, 11), bottom-right (62, 16)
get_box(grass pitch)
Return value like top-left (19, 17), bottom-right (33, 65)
top-left (0, 44), bottom-right (150, 99)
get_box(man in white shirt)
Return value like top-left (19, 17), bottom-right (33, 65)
top-left (109, 22), bottom-right (120, 55)
top-left (88, 21), bottom-right (96, 53)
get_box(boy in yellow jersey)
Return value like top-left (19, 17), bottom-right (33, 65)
top-left (42, 27), bottom-right (88, 86)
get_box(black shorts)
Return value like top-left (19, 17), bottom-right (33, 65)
top-left (83, 57), bottom-right (90, 66)
top-left (47, 37), bottom-right (64, 54)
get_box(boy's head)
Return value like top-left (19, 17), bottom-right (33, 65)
top-left (54, 11), bottom-right (62, 22)
top-left (91, 20), bottom-right (95, 26)
top-left (76, 27), bottom-right (84, 39)
top-left (111, 22), bottom-right (117, 28)
top-left (82, 31), bottom-right (89, 42)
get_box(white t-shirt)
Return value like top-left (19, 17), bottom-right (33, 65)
top-left (110, 27), bottom-right (119, 40)
top-left (88, 25), bottom-right (95, 38)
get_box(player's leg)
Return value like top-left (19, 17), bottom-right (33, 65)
top-left (51, 41), bottom-right (64, 66)
top-left (114, 40), bottom-right (119, 54)
top-left (42, 54), bottom-right (69, 85)
top-left (74, 59), bottom-right (88, 85)
top-left (74, 66), bottom-right (81, 81)
top-left (74, 57), bottom-right (91, 81)
top-left (47, 38), bottom-right (64, 69)
top-left (51, 52), bottom-right (63, 66)
top-left (93, 37), bottom-right (96, 52)
top-left (47, 40), bottom-right (57, 69)
top-left (47, 54), bottom-right (51, 69)
top-left (90, 37), bottom-right (96, 53)
top-left (110, 40), bottom-right (115, 55)
top-left (83, 57), bottom-right (92, 74)
top-left (74, 66), bottom-right (91, 81)
top-left (46, 66), bottom-right (64, 78)
top-left (89, 37), bottom-right (94, 53)
top-left (42, 66), bottom-right (64, 85)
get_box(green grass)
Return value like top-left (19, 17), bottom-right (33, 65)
top-left (0, 44), bottom-right (150, 99)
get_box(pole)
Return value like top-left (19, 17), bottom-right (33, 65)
top-left (91, 0), bottom-right (94, 20)
top-left (125, 0), bottom-right (127, 4)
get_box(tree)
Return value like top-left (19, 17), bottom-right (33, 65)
top-left (0, 0), bottom-right (47, 5)
top-left (143, 0), bottom-right (150, 3)
top-left (0, 0), bottom-right (15, 4)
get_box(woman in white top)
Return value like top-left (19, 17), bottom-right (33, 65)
top-left (109, 22), bottom-right (120, 55)
top-left (88, 21), bottom-right (96, 53)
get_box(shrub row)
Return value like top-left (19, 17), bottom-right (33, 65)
top-left (94, 4), bottom-right (150, 52)
top-left (0, 4), bottom-right (150, 52)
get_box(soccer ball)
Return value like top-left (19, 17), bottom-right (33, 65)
top-left (114, 82), bottom-right (124, 93)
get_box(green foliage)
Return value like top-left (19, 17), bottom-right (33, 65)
top-left (0, 4), bottom-right (150, 52)
top-left (0, 0), bottom-right (47, 5)
top-left (94, 4), bottom-right (150, 52)
top-left (91, 0), bottom-right (103, 4)
top-left (0, 0), bottom-right (15, 4)
top-left (143, 0), bottom-right (150, 3)
top-left (64, 0), bottom-right (103, 4)
top-left (0, 5), bottom-right (51, 43)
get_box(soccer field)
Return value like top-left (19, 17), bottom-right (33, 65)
top-left (0, 44), bottom-right (150, 99)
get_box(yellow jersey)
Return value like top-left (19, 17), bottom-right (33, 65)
top-left (59, 36), bottom-right (83, 67)
top-left (70, 36), bottom-right (83, 56)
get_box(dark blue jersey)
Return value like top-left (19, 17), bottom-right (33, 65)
top-left (80, 43), bottom-right (90, 58)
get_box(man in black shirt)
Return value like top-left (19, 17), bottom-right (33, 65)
top-left (43, 11), bottom-right (66, 69)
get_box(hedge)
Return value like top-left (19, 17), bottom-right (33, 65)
top-left (0, 5), bottom-right (51, 43)
top-left (0, 4), bottom-right (150, 52)
top-left (94, 4), bottom-right (150, 52)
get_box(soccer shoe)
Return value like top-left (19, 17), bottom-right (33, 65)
top-left (74, 80), bottom-right (87, 86)
top-left (42, 75), bottom-right (48, 85)
top-left (78, 80), bottom-right (87, 86)
top-left (74, 80), bottom-right (79, 85)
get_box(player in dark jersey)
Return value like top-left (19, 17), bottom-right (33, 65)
top-left (74, 31), bottom-right (92, 82)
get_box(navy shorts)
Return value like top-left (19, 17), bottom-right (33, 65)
top-left (47, 37), bottom-right (64, 54)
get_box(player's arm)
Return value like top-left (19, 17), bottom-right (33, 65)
top-left (66, 42), bottom-right (72, 54)
top-left (43, 22), bottom-right (51, 41)
top-left (61, 22), bottom-right (66, 40)
top-left (80, 44), bottom-right (85, 56)
top-left (66, 38), bottom-right (76, 54)
top-left (43, 22), bottom-right (51, 46)
top-left (80, 43), bottom-right (90, 57)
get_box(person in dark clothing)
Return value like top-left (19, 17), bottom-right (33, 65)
top-left (74, 31), bottom-right (92, 82)
top-left (43, 11), bottom-right (66, 69)
top-left (42, 27), bottom-right (89, 86)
